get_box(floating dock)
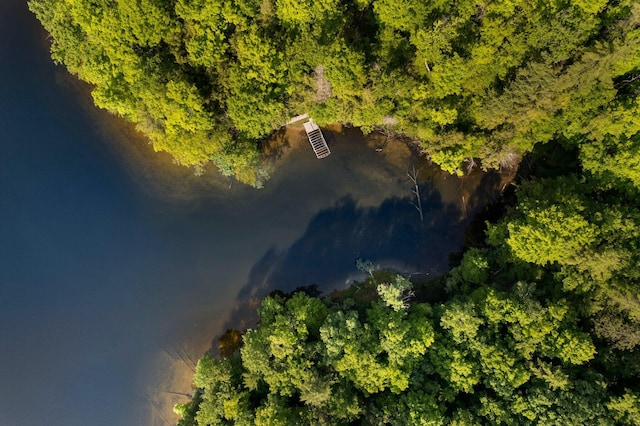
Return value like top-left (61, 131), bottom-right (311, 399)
top-left (303, 120), bottom-right (330, 159)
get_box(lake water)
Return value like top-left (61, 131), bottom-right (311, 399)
top-left (0, 2), bottom-right (504, 425)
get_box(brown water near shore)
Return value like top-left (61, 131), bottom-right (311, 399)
top-left (54, 67), bottom-right (493, 214)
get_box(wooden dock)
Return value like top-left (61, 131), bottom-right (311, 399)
top-left (303, 120), bottom-right (330, 159)
top-left (286, 113), bottom-right (309, 125)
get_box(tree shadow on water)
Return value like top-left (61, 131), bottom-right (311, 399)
top-left (207, 173), bottom-right (505, 354)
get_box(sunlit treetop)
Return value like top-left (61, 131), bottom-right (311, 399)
top-left (29, 0), bottom-right (640, 185)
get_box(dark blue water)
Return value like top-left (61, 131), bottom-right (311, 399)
top-left (0, 2), bottom-right (500, 425)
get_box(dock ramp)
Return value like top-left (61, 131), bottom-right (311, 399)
top-left (303, 120), bottom-right (330, 159)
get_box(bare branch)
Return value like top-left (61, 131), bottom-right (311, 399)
top-left (615, 72), bottom-right (640, 89)
top-left (465, 157), bottom-right (476, 174)
top-left (407, 165), bottom-right (424, 222)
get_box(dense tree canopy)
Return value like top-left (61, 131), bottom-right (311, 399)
top-left (30, 0), bottom-right (640, 185)
top-left (176, 259), bottom-right (640, 424)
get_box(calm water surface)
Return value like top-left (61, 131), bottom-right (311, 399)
top-left (0, 2), bottom-right (501, 425)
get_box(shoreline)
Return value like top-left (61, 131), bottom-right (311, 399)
top-left (50, 68), bottom-right (517, 426)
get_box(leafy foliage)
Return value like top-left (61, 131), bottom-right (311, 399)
top-left (30, 0), bottom-right (640, 182)
top-left (177, 254), bottom-right (639, 424)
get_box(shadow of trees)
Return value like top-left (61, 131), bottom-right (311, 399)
top-left (206, 170), bottom-right (506, 355)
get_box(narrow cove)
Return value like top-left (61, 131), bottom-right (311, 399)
top-left (0, 2), bottom-right (506, 424)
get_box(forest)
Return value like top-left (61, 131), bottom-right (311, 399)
top-left (30, 0), bottom-right (640, 424)
top-left (30, 0), bottom-right (640, 186)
